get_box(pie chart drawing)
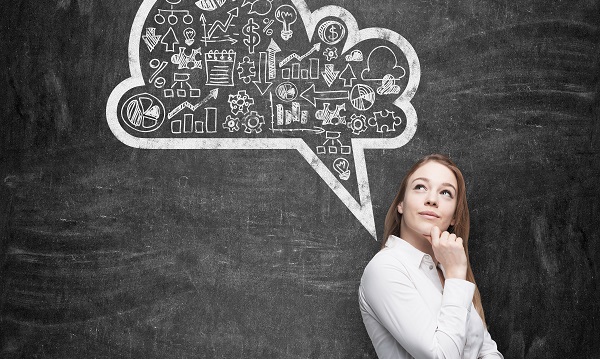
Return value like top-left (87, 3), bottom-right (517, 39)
top-left (350, 84), bottom-right (375, 111)
top-left (121, 93), bottom-right (165, 133)
top-left (275, 82), bottom-right (298, 102)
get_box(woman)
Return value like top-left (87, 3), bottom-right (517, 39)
top-left (359, 154), bottom-right (503, 359)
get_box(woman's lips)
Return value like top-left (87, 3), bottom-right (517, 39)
top-left (419, 211), bottom-right (440, 219)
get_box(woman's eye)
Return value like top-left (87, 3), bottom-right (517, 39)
top-left (441, 189), bottom-right (453, 198)
top-left (414, 184), bottom-right (426, 190)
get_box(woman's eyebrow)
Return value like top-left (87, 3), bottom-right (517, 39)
top-left (412, 177), bottom-right (457, 192)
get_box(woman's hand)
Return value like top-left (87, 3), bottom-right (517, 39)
top-left (429, 226), bottom-right (468, 280)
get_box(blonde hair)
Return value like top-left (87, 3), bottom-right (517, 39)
top-left (381, 154), bottom-right (486, 325)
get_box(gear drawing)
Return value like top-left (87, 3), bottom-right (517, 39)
top-left (323, 47), bottom-right (338, 61)
top-left (228, 90), bottom-right (255, 116)
top-left (222, 115), bottom-right (240, 132)
top-left (241, 111), bottom-right (265, 134)
top-left (347, 114), bottom-right (368, 135)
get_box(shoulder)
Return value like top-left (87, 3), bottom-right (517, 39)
top-left (361, 248), bottom-right (410, 283)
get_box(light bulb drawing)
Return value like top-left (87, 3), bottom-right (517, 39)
top-left (333, 158), bottom-right (351, 181)
top-left (183, 27), bottom-right (196, 45)
top-left (274, 5), bottom-right (297, 41)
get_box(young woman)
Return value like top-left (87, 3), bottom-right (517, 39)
top-left (359, 154), bottom-right (503, 359)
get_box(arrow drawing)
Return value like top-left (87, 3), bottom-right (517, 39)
top-left (267, 39), bottom-right (281, 80)
top-left (160, 27), bottom-right (179, 52)
top-left (271, 127), bottom-right (325, 134)
top-left (207, 8), bottom-right (239, 38)
top-left (168, 89), bottom-right (219, 119)
top-left (278, 42), bottom-right (321, 67)
top-left (300, 84), bottom-right (349, 107)
top-left (253, 51), bottom-right (272, 95)
top-left (321, 64), bottom-right (339, 87)
top-left (339, 63), bottom-right (356, 87)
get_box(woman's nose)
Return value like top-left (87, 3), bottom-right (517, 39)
top-left (425, 192), bottom-right (438, 206)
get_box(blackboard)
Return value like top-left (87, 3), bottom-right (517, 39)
top-left (1, 0), bottom-right (599, 358)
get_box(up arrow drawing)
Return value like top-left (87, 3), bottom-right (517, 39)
top-left (266, 39), bottom-right (281, 80)
top-left (160, 27), bottom-right (179, 52)
top-left (339, 63), bottom-right (357, 87)
top-left (207, 7), bottom-right (239, 38)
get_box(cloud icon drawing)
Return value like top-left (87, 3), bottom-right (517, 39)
top-left (106, 0), bottom-right (421, 239)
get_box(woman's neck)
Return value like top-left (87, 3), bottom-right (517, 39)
top-left (399, 226), bottom-right (436, 263)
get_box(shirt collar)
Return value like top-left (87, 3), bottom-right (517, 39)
top-left (384, 235), bottom-right (433, 269)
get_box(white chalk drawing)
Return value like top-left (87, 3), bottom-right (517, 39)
top-left (279, 42), bottom-right (321, 67)
top-left (349, 84), bottom-right (375, 111)
top-left (107, 0), bottom-right (421, 239)
top-left (243, 0), bottom-right (273, 16)
top-left (266, 39), bottom-right (281, 80)
top-left (339, 63), bottom-right (356, 87)
top-left (149, 59), bottom-right (168, 87)
top-left (316, 131), bottom-right (351, 155)
top-left (369, 110), bottom-right (402, 133)
top-left (121, 93), bottom-right (165, 133)
top-left (171, 47), bottom-right (202, 69)
top-left (168, 89), bottom-right (219, 119)
top-left (241, 111), bottom-right (265, 133)
top-left (316, 103), bottom-right (346, 126)
top-left (183, 27), bottom-right (196, 46)
top-left (161, 27), bottom-right (179, 52)
top-left (205, 50), bottom-right (237, 86)
top-left (361, 45), bottom-right (407, 83)
top-left (155, 8), bottom-right (193, 25)
top-left (228, 90), bottom-right (255, 115)
top-left (223, 115), bottom-right (240, 132)
top-left (323, 47), bottom-right (338, 61)
top-left (321, 63), bottom-right (339, 87)
top-left (318, 20), bottom-right (346, 45)
top-left (142, 28), bottom-right (162, 52)
top-left (253, 51), bottom-right (272, 94)
top-left (262, 18), bottom-right (274, 36)
top-left (242, 18), bottom-right (261, 54)
top-left (275, 82), bottom-right (298, 102)
top-left (347, 113), bottom-right (368, 135)
top-left (345, 49), bottom-right (363, 62)
top-left (333, 158), bottom-right (351, 180)
top-left (301, 84), bottom-right (348, 107)
top-left (237, 56), bottom-right (256, 84)
top-left (275, 5), bottom-right (297, 41)
top-left (376, 74), bottom-right (401, 95)
top-left (196, 0), bottom-right (227, 12)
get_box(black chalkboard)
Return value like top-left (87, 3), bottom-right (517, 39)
top-left (1, 0), bottom-right (599, 358)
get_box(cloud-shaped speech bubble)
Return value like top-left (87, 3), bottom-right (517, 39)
top-left (106, 0), bottom-right (420, 239)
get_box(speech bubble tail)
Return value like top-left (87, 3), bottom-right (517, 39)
top-left (297, 143), bottom-right (377, 240)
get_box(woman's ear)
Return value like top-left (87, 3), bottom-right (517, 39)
top-left (450, 217), bottom-right (456, 226)
top-left (397, 202), bottom-right (403, 214)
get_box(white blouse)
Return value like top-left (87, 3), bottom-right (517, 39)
top-left (359, 235), bottom-right (503, 359)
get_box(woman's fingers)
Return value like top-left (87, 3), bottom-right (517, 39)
top-left (430, 226), bottom-right (441, 246)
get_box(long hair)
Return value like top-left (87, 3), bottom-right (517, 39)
top-left (381, 154), bottom-right (486, 325)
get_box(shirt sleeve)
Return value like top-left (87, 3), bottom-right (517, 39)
top-left (361, 254), bottom-right (476, 359)
top-left (478, 327), bottom-right (504, 358)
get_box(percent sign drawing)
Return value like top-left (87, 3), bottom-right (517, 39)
top-left (106, 0), bottom-right (420, 239)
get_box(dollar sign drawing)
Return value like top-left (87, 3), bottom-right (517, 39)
top-left (243, 18), bottom-right (261, 54)
top-left (328, 26), bottom-right (338, 42)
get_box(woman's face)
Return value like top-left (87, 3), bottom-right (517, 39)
top-left (398, 161), bottom-right (458, 241)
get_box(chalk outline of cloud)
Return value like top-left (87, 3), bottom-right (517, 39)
top-left (345, 49), bottom-right (363, 62)
top-left (361, 45), bottom-right (407, 81)
top-left (106, 0), bottom-right (421, 239)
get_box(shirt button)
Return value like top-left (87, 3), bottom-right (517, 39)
top-left (429, 265), bottom-right (434, 270)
